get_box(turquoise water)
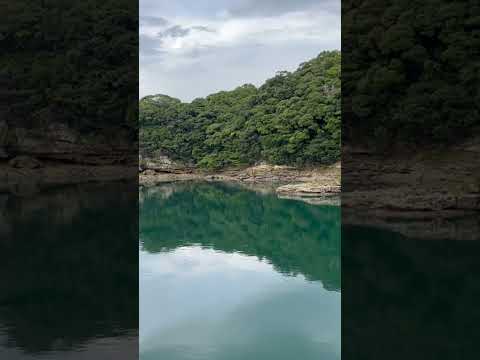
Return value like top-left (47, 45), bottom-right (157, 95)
top-left (139, 183), bottom-right (341, 360)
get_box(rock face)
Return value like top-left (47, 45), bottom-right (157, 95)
top-left (342, 136), bottom-right (480, 212)
top-left (229, 164), bottom-right (300, 183)
top-left (1, 120), bottom-right (137, 194)
top-left (0, 164), bottom-right (136, 196)
top-left (1, 119), bottom-right (136, 166)
top-left (139, 152), bottom-right (189, 173)
top-left (342, 133), bottom-right (480, 239)
top-left (276, 183), bottom-right (340, 196)
top-left (8, 123), bottom-right (136, 165)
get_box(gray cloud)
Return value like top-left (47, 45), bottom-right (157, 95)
top-left (140, 16), bottom-right (169, 27)
top-left (160, 25), bottom-right (191, 38)
top-left (191, 26), bottom-right (216, 33)
top-left (158, 25), bottom-right (216, 39)
top-left (141, 23), bottom-right (218, 63)
top-left (140, 21), bottom-right (218, 63)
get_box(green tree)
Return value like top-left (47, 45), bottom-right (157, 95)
top-left (139, 51), bottom-right (341, 169)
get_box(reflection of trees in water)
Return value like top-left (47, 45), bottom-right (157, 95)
top-left (140, 183), bottom-right (341, 291)
top-left (0, 184), bottom-right (138, 354)
top-left (343, 225), bottom-right (480, 359)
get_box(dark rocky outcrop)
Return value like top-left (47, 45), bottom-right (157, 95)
top-left (5, 122), bottom-right (136, 165)
top-left (9, 155), bottom-right (43, 169)
top-left (342, 133), bottom-right (480, 239)
top-left (1, 120), bottom-right (137, 195)
top-left (342, 134), bottom-right (480, 212)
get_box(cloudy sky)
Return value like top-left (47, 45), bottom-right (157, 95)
top-left (140, 0), bottom-right (340, 102)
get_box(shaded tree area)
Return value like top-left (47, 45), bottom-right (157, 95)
top-left (343, 0), bottom-right (480, 148)
top-left (140, 51), bottom-right (340, 169)
top-left (0, 0), bottom-right (138, 132)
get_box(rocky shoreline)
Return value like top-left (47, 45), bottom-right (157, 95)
top-left (340, 134), bottom-right (480, 240)
top-left (341, 135), bottom-right (480, 213)
top-left (0, 120), bottom-right (137, 196)
top-left (139, 160), bottom-right (341, 200)
top-left (0, 162), bottom-right (136, 196)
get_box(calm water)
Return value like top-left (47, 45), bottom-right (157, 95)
top-left (0, 183), bottom-right (138, 359)
top-left (343, 225), bottom-right (480, 359)
top-left (3, 181), bottom-right (477, 359)
top-left (139, 183), bottom-right (341, 360)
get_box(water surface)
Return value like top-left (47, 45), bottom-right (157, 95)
top-left (343, 224), bottom-right (480, 359)
top-left (0, 183), bottom-right (138, 359)
top-left (139, 183), bottom-right (341, 360)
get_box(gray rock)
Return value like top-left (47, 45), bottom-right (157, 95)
top-left (276, 183), bottom-right (341, 196)
top-left (9, 155), bottom-right (44, 169)
top-left (9, 123), bottom-right (135, 165)
top-left (141, 154), bottom-right (189, 173)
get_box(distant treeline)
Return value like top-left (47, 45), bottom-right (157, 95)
top-left (140, 51), bottom-right (340, 169)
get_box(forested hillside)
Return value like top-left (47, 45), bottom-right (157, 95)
top-left (140, 51), bottom-right (340, 169)
top-left (343, 0), bottom-right (480, 147)
top-left (1, 0), bottom-right (138, 167)
top-left (1, 0), bottom-right (138, 131)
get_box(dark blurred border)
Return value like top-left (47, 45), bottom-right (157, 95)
top-left (342, 1), bottom-right (479, 358)
top-left (0, 1), bottom-right (138, 358)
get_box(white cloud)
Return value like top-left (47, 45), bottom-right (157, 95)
top-left (139, 2), bottom-right (340, 100)
top-left (140, 246), bottom-right (274, 277)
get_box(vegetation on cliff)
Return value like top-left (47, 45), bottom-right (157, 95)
top-left (140, 51), bottom-right (340, 169)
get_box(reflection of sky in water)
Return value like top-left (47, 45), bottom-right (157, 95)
top-left (140, 246), bottom-right (340, 360)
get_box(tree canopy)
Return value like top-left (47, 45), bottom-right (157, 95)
top-left (1, 0), bottom-right (138, 131)
top-left (343, 0), bottom-right (480, 147)
top-left (140, 51), bottom-right (341, 169)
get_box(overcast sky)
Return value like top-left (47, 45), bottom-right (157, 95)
top-left (140, 0), bottom-right (340, 102)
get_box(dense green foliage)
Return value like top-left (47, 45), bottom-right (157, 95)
top-left (140, 51), bottom-right (340, 169)
top-left (343, 0), bottom-right (480, 146)
top-left (1, 0), bottom-right (138, 130)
